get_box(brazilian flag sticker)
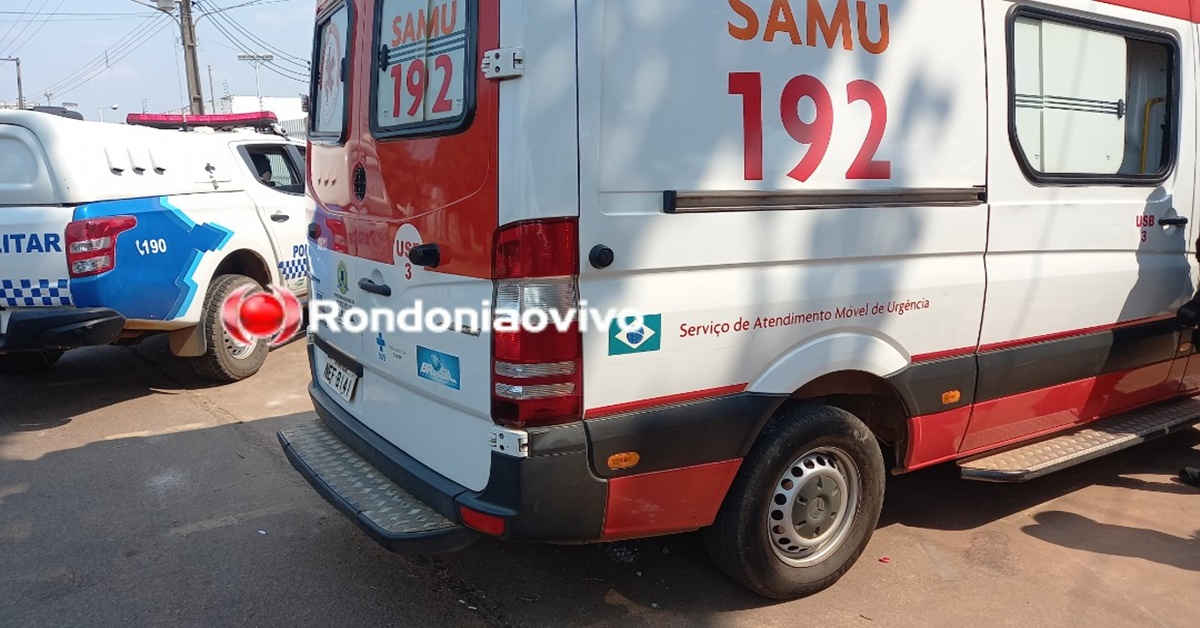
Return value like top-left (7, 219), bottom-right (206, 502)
top-left (609, 314), bottom-right (662, 356)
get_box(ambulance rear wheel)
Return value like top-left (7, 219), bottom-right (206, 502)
top-left (191, 274), bottom-right (269, 382)
top-left (0, 350), bottom-right (63, 374)
top-left (703, 404), bottom-right (885, 600)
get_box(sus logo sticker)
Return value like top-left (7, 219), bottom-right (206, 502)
top-left (609, 314), bottom-right (662, 356)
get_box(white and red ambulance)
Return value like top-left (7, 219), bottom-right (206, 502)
top-left (281, 0), bottom-right (1200, 598)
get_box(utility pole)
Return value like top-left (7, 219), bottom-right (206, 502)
top-left (1, 58), bottom-right (24, 109)
top-left (237, 53), bottom-right (274, 112)
top-left (208, 64), bottom-right (216, 112)
top-left (178, 0), bottom-right (205, 114)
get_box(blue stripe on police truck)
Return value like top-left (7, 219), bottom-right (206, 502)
top-left (70, 197), bottom-right (234, 321)
top-left (0, 279), bottom-right (71, 307)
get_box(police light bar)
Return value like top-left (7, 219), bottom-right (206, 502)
top-left (125, 111), bottom-right (279, 130)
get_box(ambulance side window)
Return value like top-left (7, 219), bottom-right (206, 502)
top-left (311, 3), bottom-right (350, 141)
top-left (243, 146), bottom-right (304, 196)
top-left (1009, 12), bottom-right (1176, 182)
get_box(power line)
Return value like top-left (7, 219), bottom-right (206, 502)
top-left (53, 19), bottom-right (174, 99)
top-left (2, 0), bottom-right (68, 57)
top-left (0, 0), bottom-right (38, 51)
top-left (199, 8), bottom-right (307, 83)
top-left (200, 1), bottom-right (308, 69)
top-left (32, 15), bottom-right (173, 100)
top-left (194, 0), bottom-right (309, 72)
top-left (0, 0), bottom-right (52, 57)
top-left (0, 16), bottom-right (152, 23)
top-left (36, 15), bottom-right (162, 96)
top-left (0, 11), bottom-right (149, 16)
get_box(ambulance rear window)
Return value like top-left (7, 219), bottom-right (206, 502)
top-left (311, 2), bottom-right (350, 141)
top-left (371, 0), bottom-right (474, 138)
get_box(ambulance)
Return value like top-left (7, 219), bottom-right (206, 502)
top-left (0, 110), bottom-right (308, 380)
top-left (281, 0), bottom-right (1200, 598)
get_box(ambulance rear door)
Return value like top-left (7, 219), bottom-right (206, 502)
top-left (308, 0), bottom-right (503, 492)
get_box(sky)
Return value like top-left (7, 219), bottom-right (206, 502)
top-left (0, 0), bottom-right (316, 121)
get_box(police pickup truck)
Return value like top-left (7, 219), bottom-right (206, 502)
top-left (0, 110), bottom-right (307, 380)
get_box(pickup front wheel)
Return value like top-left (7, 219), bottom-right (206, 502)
top-left (190, 274), bottom-right (269, 382)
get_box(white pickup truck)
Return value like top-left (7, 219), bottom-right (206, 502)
top-left (0, 110), bottom-right (308, 380)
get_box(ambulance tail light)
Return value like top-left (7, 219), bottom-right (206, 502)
top-left (491, 219), bottom-right (582, 428)
top-left (65, 216), bottom-right (137, 277)
top-left (312, 209), bottom-right (349, 254)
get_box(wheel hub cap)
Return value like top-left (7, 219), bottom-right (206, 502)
top-left (224, 330), bottom-right (256, 361)
top-left (767, 448), bottom-right (860, 567)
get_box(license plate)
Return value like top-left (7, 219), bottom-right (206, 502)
top-left (321, 353), bottom-right (358, 402)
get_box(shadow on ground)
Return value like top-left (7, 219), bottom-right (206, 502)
top-left (0, 334), bottom-right (297, 434)
top-left (879, 427), bottom-right (1200, 532)
top-left (3, 390), bottom-right (1199, 626)
top-left (1021, 511), bottom-right (1200, 572)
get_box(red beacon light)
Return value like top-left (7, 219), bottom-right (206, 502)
top-left (125, 111), bottom-right (280, 132)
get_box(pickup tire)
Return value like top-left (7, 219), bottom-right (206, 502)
top-left (0, 350), bottom-right (64, 374)
top-left (190, 274), bottom-right (269, 382)
top-left (703, 404), bottom-right (885, 600)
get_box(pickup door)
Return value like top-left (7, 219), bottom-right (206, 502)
top-left (237, 142), bottom-right (309, 295)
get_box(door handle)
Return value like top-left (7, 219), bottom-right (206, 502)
top-left (358, 278), bottom-right (392, 297)
top-left (271, 213), bottom-right (290, 223)
top-left (1160, 217), bottom-right (1188, 227)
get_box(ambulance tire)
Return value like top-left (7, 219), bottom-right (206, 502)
top-left (190, 274), bottom-right (269, 383)
top-left (703, 404), bottom-right (885, 600)
top-left (0, 350), bottom-right (64, 374)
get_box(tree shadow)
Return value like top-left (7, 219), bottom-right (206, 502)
top-left (1021, 511), bottom-right (1200, 572)
top-left (0, 409), bottom-right (765, 626)
top-left (1101, 473), bottom-right (1200, 495)
top-left (0, 334), bottom-right (296, 435)
top-left (2, 392), bottom-right (1197, 625)
top-left (879, 426), bottom-right (1200, 532)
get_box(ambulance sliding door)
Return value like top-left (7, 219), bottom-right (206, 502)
top-left (970, 1), bottom-right (1197, 452)
top-left (1177, 17), bottom-right (1200, 391)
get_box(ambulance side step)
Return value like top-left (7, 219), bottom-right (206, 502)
top-left (958, 396), bottom-right (1200, 482)
top-left (279, 420), bottom-right (477, 553)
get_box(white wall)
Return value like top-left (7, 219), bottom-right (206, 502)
top-left (217, 95), bottom-right (307, 124)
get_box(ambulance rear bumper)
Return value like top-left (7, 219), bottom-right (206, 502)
top-left (0, 306), bottom-right (125, 353)
top-left (294, 342), bottom-right (608, 546)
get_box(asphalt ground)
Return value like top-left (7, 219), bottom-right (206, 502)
top-left (2, 338), bottom-right (1198, 627)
